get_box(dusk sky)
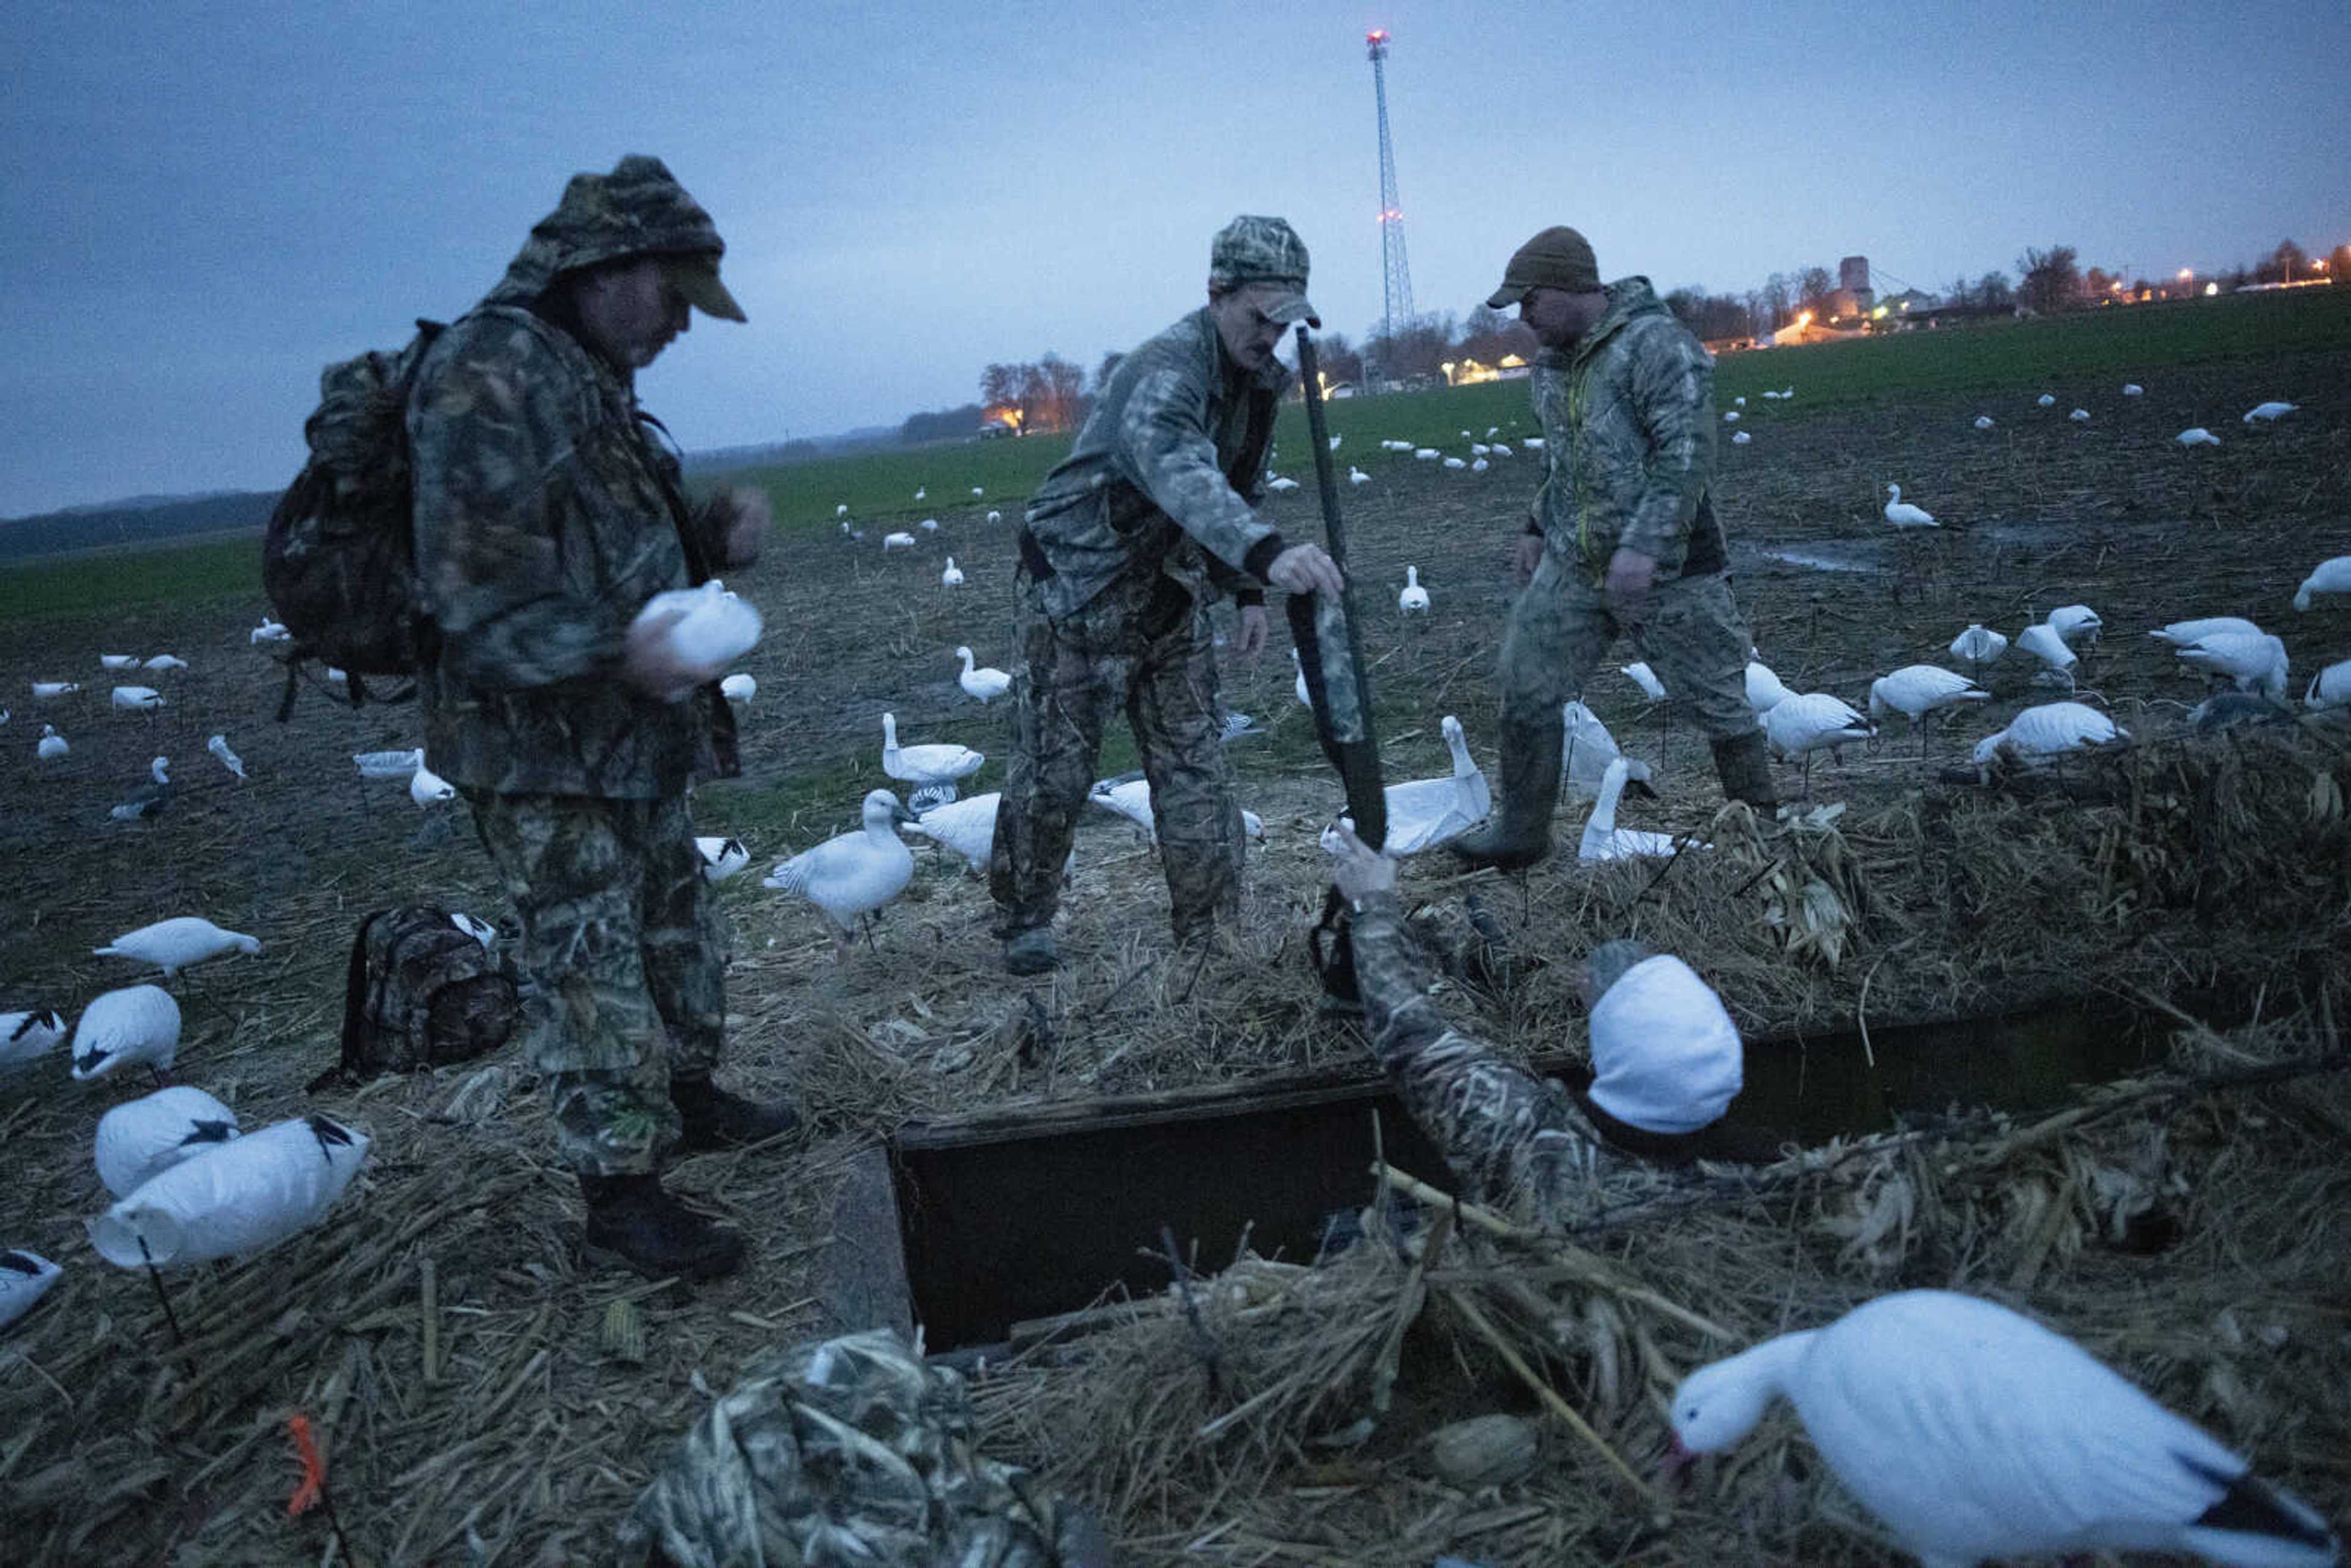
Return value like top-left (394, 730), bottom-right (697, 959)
top-left (4, 0), bottom-right (2345, 519)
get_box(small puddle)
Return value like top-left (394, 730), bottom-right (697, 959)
top-left (892, 1000), bottom-right (2177, 1351)
top-left (1740, 541), bottom-right (1886, 575)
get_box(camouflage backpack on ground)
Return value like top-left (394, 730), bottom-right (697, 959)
top-left (321, 905), bottom-right (518, 1087)
top-left (261, 320), bottom-right (446, 718)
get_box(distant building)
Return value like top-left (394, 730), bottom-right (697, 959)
top-left (1831, 255), bottom-right (1875, 321)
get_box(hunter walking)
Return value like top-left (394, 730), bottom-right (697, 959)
top-left (1453, 225), bottom-right (1776, 871)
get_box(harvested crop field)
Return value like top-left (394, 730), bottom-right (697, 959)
top-left (3, 331), bottom-right (2349, 1565)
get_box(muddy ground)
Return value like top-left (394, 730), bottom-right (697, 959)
top-left (1, 345), bottom-right (2347, 1565)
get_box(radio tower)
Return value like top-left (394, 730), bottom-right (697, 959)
top-left (1367, 28), bottom-right (1414, 385)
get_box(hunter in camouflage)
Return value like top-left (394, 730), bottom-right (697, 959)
top-left (989, 216), bottom-right (1345, 973)
top-left (617, 1329), bottom-right (1111, 1568)
top-left (1454, 227), bottom-right (1775, 872)
top-left (1327, 825), bottom-right (1773, 1230)
top-left (408, 154), bottom-right (792, 1281)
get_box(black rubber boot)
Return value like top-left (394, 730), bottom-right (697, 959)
top-left (580, 1172), bottom-right (745, 1281)
top-left (1450, 713), bottom-right (1566, 871)
top-left (1002, 926), bottom-right (1059, 976)
top-left (1709, 729), bottom-right (1780, 812)
top-left (670, 1075), bottom-right (801, 1152)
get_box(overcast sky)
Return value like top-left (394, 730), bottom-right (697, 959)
top-left (4, 0), bottom-right (2345, 517)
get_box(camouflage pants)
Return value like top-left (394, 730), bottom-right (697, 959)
top-left (463, 789), bottom-right (727, 1176)
top-left (989, 571), bottom-right (1245, 941)
top-left (1498, 554), bottom-right (1758, 745)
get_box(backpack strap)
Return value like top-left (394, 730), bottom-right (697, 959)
top-left (313, 907), bottom-right (389, 1092)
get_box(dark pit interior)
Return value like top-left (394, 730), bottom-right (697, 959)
top-left (893, 1000), bottom-right (2173, 1351)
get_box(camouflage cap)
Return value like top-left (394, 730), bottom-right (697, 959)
top-left (483, 154), bottom-right (745, 320)
top-left (1209, 215), bottom-right (1319, 328)
top-left (1486, 225), bottom-right (1602, 308)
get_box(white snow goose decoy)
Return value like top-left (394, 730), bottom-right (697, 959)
top-left (880, 711), bottom-right (983, 805)
top-left (250, 617), bottom-right (291, 644)
top-left (2177, 427), bottom-right (2222, 447)
top-left (2, 1008), bottom-right (69, 1068)
top-left (1882, 485), bottom-right (1937, 528)
top-left (206, 733), bottom-right (246, 779)
top-left (956, 647), bottom-right (1011, 703)
top-left (94, 916), bottom-right (260, 978)
top-left (904, 791), bottom-right (1004, 874)
top-left (1561, 700), bottom-right (1634, 801)
top-left (2036, 392), bottom-right (2057, 407)
top-left (1973, 702), bottom-right (2127, 778)
top-left (95, 1085), bottom-right (241, 1198)
top-left (1763, 692), bottom-right (1876, 794)
top-left (1744, 658), bottom-right (1793, 716)
top-left (1398, 566), bottom-right (1430, 615)
top-left (69, 984), bottom-right (182, 1084)
top-left (632, 580), bottom-right (762, 667)
top-left (31, 681), bottom-right (79, 700)
top-left (1971, 415), bottom-right (1994, 430)
top-left (2173, 631), bottom-right (2289, 699)
top-left (762, 790), bottom-right (919, 955)
top-left (2150, 616), bottom-right (2262, 648)
top-left (2292, 555), bottom-right (2351, 612)
top-left (940, 557), bottom-right (964, 588)
top-left (1, 1250), bottom-right (64, 1329)
top-left (353, 747), bottom-right (424, 779)
top-left (1092, 773), bottom-right (1265, 845)
top-left (2306, 659), bottom-right (2351, 711)
top-left (2243, 400), bottom-right (2298, 424)
top-left (410, 758), bottom-right (458, 805)
top-left (2014, 621), bottom-right (2079, 690)
top-left (100, 654), bottom-right (140, 670)
top-left (882, 531), bottom-right (917, 551)
top-left (1667, 1289), bottom-right (2339, 1568)
top-left (1867, 665), bottom-right (1991, 754)
top-left (1623, 661), bottom-right (1668, 702)
top-left (89, 1114), bottom-right (370, 1270)
top-left (1343, 715), bottom-right (1489, 858)
top-left (1578, 757), bottom-right (1701, 863)
top-left (111, 685), bottom-right (164, 711)
top-left (143, 653), bottom-right (187, 671)
top-left (694, 836), bottom-right (751, 882)
top-left (110, 755), bottom-right (174, 822)
top-left (37, 724), bottom-right (68, 760)
top-left (1948, 623), bottom-right (2008, 678)
top-left (719, 672), bottom-right (756, 711)
top-left (2044, 603), bottom-right (2103, 648)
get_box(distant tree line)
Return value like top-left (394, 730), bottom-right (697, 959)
top-left (893, 233), bottom-right (2343, 441)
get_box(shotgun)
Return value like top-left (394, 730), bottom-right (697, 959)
top-left (1287, 328), bottom-right (1386, 1009)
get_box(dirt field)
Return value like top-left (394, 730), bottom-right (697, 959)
top-left (2, 342), bottom-right (2347, 1564)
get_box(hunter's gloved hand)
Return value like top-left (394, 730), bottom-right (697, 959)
top-left (1324, 822), bottom-right (1397, 904)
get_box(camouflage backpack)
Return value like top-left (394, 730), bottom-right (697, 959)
top-left (261, 320), bottom-right (446, 718)
top-left (322, 905), bottom-right (518, 1086)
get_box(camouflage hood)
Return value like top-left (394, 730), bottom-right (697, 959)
top-left (482, 154), bottom-right (728, 310)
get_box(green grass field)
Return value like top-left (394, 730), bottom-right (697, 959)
top-left (7, 284), bottom-right (2344, 621)
top-left (738, 285), bottom-right (2351, 529)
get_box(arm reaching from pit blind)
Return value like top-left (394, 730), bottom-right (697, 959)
top-left (1343, 881), bottom-right (1619, 1223)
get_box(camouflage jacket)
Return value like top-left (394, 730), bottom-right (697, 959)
top-left (1349, 890), bottom-right (1619, 1228)
top-left (1022, 307), bottom-right (1286, 623)
top-left (410, 305), bottom-right (737, 798)
top-left (1529, 276), bottom-right (1727, 582)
